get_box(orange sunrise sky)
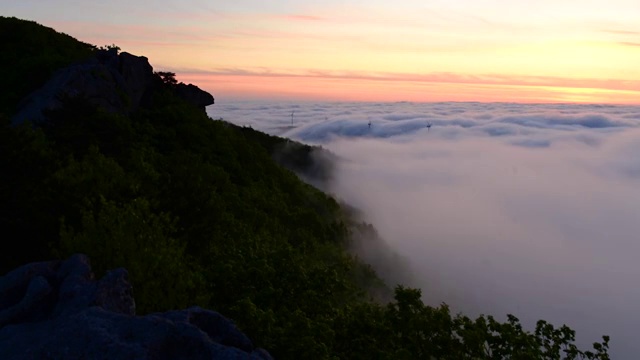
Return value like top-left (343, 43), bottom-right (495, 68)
top-left (3, 0), bottom-right (640, 104)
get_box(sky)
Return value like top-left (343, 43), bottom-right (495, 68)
top-left (211, 101), bottom-right (640, 359)
top-left (3, 0), bottom-right (640, 103)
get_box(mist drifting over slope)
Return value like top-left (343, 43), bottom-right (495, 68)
top-left (210, 101), bottom-right (640, 359)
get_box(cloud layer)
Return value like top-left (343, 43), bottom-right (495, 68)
top-left (210, 101), bottom-right (640, 359)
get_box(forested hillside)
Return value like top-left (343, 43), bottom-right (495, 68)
top-left (0, 16), bottom-right (610, 359)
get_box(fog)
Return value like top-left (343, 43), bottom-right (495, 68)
top-left (210, 101), bottom-right (640, 358)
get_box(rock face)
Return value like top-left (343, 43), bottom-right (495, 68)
top-left (12, 49), bottom-right (214, 125)
top-left (0, 255), bottom-right (272, 360)
top-left (176, 83), bottom-right (215, 109)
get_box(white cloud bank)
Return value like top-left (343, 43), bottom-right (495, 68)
top-left (210, 101), bottom-right (640, 359)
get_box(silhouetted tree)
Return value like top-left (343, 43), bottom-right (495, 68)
top-left (155, 71), bottom-right (178, 86)
top-left (99, 43), bottom-right (121, 54)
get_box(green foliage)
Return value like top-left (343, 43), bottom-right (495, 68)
top-left (332, 287), bottom-right (610, 360)
top-left (59, 197), bottom-right (207, 314)
top-left (236, 125), bottom-right (335, 186)
top-left (0, 16), bottom-right (611, 359)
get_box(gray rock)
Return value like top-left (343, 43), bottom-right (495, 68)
top-left (12, 55), bottom-right (129, 124)
top-left (11, 49), bottom-right (214, 125)
top-left (176, 82), bottom-right (215, 109)
top-left (118, 52), bottom-right (154, 109)
top-left (0, 255), bottom-right (272, 360)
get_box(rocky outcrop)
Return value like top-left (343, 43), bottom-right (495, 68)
top-left (0, 255), bottom-right (271, 360)
top-left (176, 83), bottom-right (215, 109)
top-left (12, 49), bottom-right (214, 125)
top-left (117, 51), bottom-right (155, 108)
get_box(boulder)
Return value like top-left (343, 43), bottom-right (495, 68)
top-left (12, 59), bottom-right (121, 124)
top-left (0, 255), bottom-right (272, 360)
top-left (11, 49), bottom-right (214, 125)
top-left (176, 82), bottom-right (215, 109)
top-left (118, 52), bottom-right (154, 109)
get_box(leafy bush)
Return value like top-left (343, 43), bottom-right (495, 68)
top-left (59, 196), bottom-right (207, 314)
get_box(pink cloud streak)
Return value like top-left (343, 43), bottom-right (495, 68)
top-left (277, 14), bottom-right (325, 21)
top-left (181, 68), bottom-right (640, 94)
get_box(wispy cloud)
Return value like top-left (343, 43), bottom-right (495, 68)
top-left (620, 42), bottom-right (640, 47)
top-left (47, 20), bottom-right (224, 46)
top-left (187, 68), bottom-right (640, 93)
top-left (277, 14), bottom-right (325, 21)
top-left (602, 29), bottom-right (640, 36)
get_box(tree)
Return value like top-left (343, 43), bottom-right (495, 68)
top-left (98, 43), bottom-right (121, 53)
top-left (155, 71), bottom-right (178, 86)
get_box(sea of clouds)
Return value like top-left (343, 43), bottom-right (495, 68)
top-left (209, 101), bottom-right (640, 359)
